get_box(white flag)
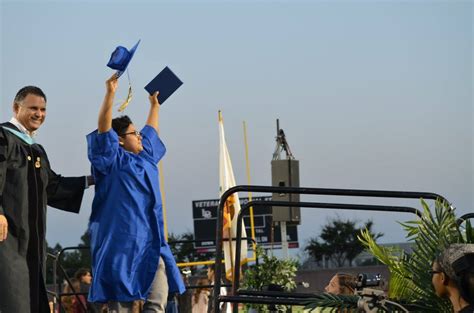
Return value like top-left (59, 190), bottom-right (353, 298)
top-left (218, 111), bottom-right (248, 281)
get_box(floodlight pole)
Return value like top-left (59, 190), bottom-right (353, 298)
top-left (273, 119), bottom-right (293, 260)
top-left (281, 221), bottom-right (289, 259)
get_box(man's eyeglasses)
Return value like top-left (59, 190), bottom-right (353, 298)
top-left (429, 269), bottom-right (442, 276)
top-left (120, 130), bottom-right (141, 138)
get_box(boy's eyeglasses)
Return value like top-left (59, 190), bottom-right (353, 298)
top-left (120, 130), bottom-right (141, 138)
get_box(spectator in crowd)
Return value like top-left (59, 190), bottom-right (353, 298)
top-left (48, 293), bottom-right (57, 313)
top-left (62, 278), bottom-right (82, 313)
top-left (207, 265), bottom-right (231, 313)
top-left (75, 268), bottom-right (92, 287)
top-left (178, 269), bottom-right (193, 313)
top-left (132, 300), bottom-right (144, 313)
top-left (432, 244), bottom-right (474, 313)
top-left (324, 273), bottom-right (357, 295)
top-left (74, 268), bottom-right (100, 313)
top-left (192, 278), bottom-right (210, 313)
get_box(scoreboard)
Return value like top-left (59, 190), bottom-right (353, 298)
top-left (192, 196), bottom-right (298, 252)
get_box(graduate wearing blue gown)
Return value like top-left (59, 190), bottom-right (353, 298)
top-left (87, 74), bottom-right (185, 311)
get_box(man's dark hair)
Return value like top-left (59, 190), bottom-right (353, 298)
top-left (74, 268), bottom-right (90, 280)
top-left (112, 115), bottom-right (133, 136)
top-left (14, 86), bottom-right (47, 103)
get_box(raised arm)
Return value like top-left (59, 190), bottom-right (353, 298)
top-left (98, 74), bottom-right (119, 133)
top-left (146, 92), bottom-right (160, 132)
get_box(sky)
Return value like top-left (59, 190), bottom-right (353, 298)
top-left (1, 1), bottom-right (472, 256)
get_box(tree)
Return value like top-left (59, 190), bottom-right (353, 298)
top-left (46, 230), bottom-right (91, 284)
top-left (242, 245), bottom-right (298, 312)
top-left (305, 217), bottom-right (383, 267)
top-left (77, 230), bottom-right (91, 269)
top-left (46, 242), bottom-right (63, 284)
top-left (168, 232), bottom-right (214, 266)
top-left (168, 231), bottom-right (196, 263)
top-left (47, 230), bottom-right (216, 283)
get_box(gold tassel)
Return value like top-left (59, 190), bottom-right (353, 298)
top-left (118, 84), bottom-right (132, 112)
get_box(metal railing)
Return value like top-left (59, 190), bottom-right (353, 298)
top-left (212, 185), bottom-right (449, 312)
top-left (50, 247), bottom-right (90, 313)
top-left (457, 213), bottom-right (474, 225)
top-left (47, 237), bottom-right (258, 312)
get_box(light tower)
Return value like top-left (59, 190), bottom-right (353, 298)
top-left (271, 119), bottom-right (300, 258)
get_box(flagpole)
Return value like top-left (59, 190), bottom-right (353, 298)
top-left (157, 126), bottom-right (168, 241)
top-left (226, 201), bottom-right (233, 281)
top-left (243, 121), bottom-right (257, 259)
top-left (159, 161), bottom-right (168, 241)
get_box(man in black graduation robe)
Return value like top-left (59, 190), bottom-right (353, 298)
top-left (0, 86), bottom-right (89, 313)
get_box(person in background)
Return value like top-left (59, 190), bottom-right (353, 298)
top-left (74, 268), bottom-right (100, 313)
top-left (432, 244), bottom-right (474, 313)
top-left (75, 268), bottom-right (92, 286)
top-left (207, 265), bottom-right (231, 313)
top-left (48, 293), bottom-right (57, 313)
top-left (192, 278), bottom-right (210, 313)
top-left (62, 278), bottom-right (82, 313)
top-left (178, 269), bottom-right (193, 313)
top-left (132, 300), bottom-right (144, 313)
top-left (324, 273), bottom-right (357, 295)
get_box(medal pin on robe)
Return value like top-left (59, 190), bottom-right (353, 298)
top-left (26, 155), bottom-right (41, 168)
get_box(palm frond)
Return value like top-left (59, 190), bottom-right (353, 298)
top-left (303, 293), bottom-right (358, 312)
top-left (306, 199), bottom-right (469, 312)
top-left (359, 199), bottom-right (458, 312)
top-left (464, 220), bottom-right (474, 242)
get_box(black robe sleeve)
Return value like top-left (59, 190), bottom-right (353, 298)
top-left (0, 131), bottom-right (6, 215)
top-left (36, 144), bottom-right (86, 214)
top-left (46, 169), bottom-right (86, 213)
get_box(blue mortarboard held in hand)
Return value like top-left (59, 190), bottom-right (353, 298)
top-left (107, 40), bottom-right (140, 77)
top-left (106, 40), bottom-right (140, 111)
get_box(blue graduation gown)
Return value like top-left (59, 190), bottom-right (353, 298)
top-left (86, 125), bottom-right (185, 303)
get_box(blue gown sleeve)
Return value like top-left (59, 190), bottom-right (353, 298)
top-left (87, 129), bottom-right (120, 175)
top-left (140, 125), bottom-right (166, 164)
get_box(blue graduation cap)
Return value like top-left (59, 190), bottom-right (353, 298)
top-left (107, 40), bottom-right (140, 78)
top-left (144, 66), bottom-right (183, 105)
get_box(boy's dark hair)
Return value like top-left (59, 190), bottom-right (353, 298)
top-left (112, 115), bottom-right (133, 136)
top-left (14, 86), bottom-right (47, 103)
